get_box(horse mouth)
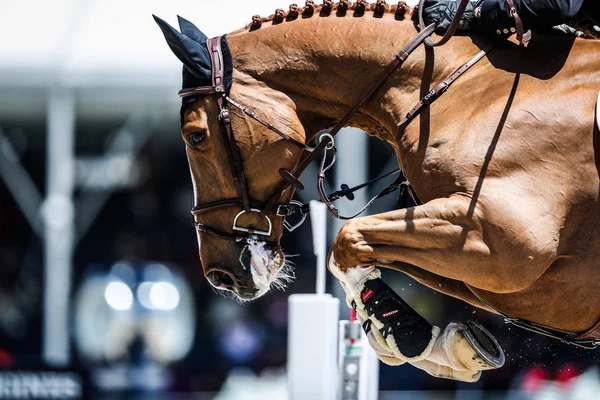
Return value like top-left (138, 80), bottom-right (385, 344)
top-left (206, 241), bottom-right (294, 301)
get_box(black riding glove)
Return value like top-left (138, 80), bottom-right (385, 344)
top-left (423, 0), bottom-right (482, 35)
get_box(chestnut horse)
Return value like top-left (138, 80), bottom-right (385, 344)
top-left (155, 1), bottom-right (600, 382)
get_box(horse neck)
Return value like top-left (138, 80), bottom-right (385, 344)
top-left (226, 13), bottom-right (470, 145)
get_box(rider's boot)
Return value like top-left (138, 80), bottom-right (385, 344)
top-left (423, 0), bottom-right (585, 36)
top-left (422, 0), bottom-right (483, 35)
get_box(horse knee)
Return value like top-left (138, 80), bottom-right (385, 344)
top-left (332, 219), bottom-right (372, 268)
top-left (337, 219), bottom-right (363, 247)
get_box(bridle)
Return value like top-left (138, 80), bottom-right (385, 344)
top-left (179, 0), bottom-right (524, 247)
top-left (181, 37), bottom-right (314, 247)
top-left (181, 26), bottom-right (438, 246)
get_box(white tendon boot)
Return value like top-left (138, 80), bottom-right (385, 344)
top-left (330, 257), bottom-right (505, 382)
top-left (351, 306), bottom-right (486, 382)
top-left (348, 303), bottom-right (405, 366)
top-left (330, 257), bottom-right (438, 363)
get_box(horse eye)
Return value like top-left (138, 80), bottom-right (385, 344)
top-left (188, 130), bottom-right (207, 147)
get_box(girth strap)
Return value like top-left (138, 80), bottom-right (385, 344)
top-left (465, 283), bottom-right (599, 349)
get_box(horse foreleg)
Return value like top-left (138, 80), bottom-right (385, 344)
top-left (347, 288), bottom-right (487, 382)
top-left (349, 293), bottom-right (485, 382)
top-left (330, 262), bottom-right (503, 381)
top-left (330, 195), bottom-right (537, 293)
top-left (328, 196), bottom-right (509, 378)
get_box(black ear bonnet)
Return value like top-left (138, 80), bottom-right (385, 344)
top-left (153, 15), bottom-right (233, 124)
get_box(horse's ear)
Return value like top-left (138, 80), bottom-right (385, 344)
top-left (152, 15), bottom-right (212, 81)
top-left (177, 15), bottom-right (208, 44)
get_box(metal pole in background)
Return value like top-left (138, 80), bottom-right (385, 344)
top-left (331, 129), bottom-right (379, 399)
top-left (332, 128), bottom-right (369, 221)
top-left (330, 128), bottom-right (369, 301)
top-left (43, 87), bottom-right (76, 366)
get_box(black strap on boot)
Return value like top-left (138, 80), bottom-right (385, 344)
top-left (359, 278), bottom-right (434, 358)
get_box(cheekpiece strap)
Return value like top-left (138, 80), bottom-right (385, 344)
top-left (208, 36), bottom-right (226, 92)
top-left (177, 36), bottom-right (227, 98)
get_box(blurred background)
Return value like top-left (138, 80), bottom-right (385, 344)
top-left (0, 0), bottom-right (598, 399)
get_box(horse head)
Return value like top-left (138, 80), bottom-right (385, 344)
top-left (154, 15), bottom-right (309, 301)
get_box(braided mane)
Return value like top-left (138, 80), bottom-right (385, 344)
top-left (246, 1), bottom-right (599, 39)
top-left (247, 0), bottom-right (413, 31)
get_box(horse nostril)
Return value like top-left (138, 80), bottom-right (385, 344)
top-left (207, 270), bottom-right (236, 290)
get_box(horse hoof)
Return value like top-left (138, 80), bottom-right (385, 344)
top-left (460, 320), bottom-right (505, 370)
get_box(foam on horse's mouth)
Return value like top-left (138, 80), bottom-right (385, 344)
top-left (250, 258), bottom-right (264, 276)
top-left (247, 240), bottom-right (275, 291)
top-left (242, 240), bottom-right (295, 299)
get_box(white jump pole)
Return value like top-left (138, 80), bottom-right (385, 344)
top-left (288, 201), bottom-right (339, 400)
top-left (312, 199), bottom-right (327, 296)
top-left (288, 200), bottom-right (379, 400)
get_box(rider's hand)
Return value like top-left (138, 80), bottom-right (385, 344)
top-left (423, 0), bottom-right (479, 35)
